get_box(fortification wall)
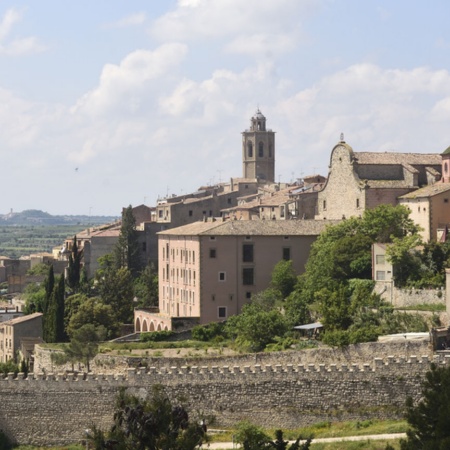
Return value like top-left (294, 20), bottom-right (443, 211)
top-left (35, 339), bottom-right (432, 375)
top-left (0, 352), bottom-right (447, 446)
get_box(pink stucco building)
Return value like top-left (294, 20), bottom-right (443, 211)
top-left (134, 219), bottom-right (335, 332)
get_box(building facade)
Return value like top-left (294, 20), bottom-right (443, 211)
top-left (316, 137), bottom-right (441, 220)
top-left (0, 313), bottom-right (43, 363)
top-left (135, 219), bottom-right (334, 331)
top-left (242, 109), bottom-right (275, 182)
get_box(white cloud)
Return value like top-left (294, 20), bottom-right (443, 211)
top-left (0, 8), bottom-right (46, 55)
top-left (0, 8), bottom-right (20, 41)
top-left (72, 43), bottom-right (188, 118)
top-left (105, 12), bottom-right (147, 28)
top-left (151, 0), bottom-right (317, 57)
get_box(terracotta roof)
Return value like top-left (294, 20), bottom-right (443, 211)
top-left (158, 219), bottom-right (339, 236)
top-left (354, 152), bottom-right (441, 166)
top-left (2, 312), bottom-right (43, 326)
top-left (399, 183), bottom-right (450, 199)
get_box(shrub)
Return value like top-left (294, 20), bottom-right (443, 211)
top-left (140, 330), bottom-right (175, 342)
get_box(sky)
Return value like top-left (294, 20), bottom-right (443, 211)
top-left (2, 1), bottom-right (450, 216)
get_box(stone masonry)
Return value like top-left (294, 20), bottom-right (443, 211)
top-left (0, 347), bottom-right (448, 446)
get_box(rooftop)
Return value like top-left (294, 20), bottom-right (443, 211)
top-left (399, 182), bottom-right (450, 199)
top-left (158, 219), bottom-right (339, 237)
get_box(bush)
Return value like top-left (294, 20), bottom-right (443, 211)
top-left (191, 322), bottom-right (226, 342)
top-left (140, 330), bottom-right (175, 342)
top-left (321, 329), bottom-right (350, 348)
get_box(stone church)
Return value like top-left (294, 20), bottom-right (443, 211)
top-left (315, 135), bottom-right (442, 222)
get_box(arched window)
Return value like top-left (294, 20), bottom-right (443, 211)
top-left (258, 142), bottom-right (264, 157)
top-left (247, 141), bottom-right (253, 157)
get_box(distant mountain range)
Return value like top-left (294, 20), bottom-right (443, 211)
top-left (0, 209), bottom-right (119, 226)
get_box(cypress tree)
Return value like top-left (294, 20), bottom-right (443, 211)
top-left (114, 205), bottom-right (140, 277)
top-left (67, 236), bottom-right (81, 290)
top-left (54, 273), bottom-right (66, 342)
top-left (42, 265), bottom-right (54, 315)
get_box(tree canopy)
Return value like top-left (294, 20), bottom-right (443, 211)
top-left (91, 386), bottom-right (208, 450)
top-left (401, 363), bottom-right (450, 449)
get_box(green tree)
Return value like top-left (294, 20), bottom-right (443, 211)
top-left (234, 421), bottom-right (270, 450)
top-left (67, 296), bottom-right (120, 339)
top-left (67, 235), bottom-right (81, 291)
top-left (42, 264), bottom-right (54, 315)
top-left (23, 282), bottom-right (46, 314)
top-left (270, 260), bottom-right (297, 300)
top-left (91, 385), bottom-right (208, 450)
top-left (54, 272), bottom-right (66, 342)
top-left (225, 302), bottom-right (287, 352)
top-left (43, 273), bottom-right (66, 343)
top-left (284, 290), bottom-right (311, 329)
top-left (62, 323), bottom-right (105, 372)
top-left (299, 204), bottom-right (421, 304)
top-left (97, 264), bottom-right (135, 324)
top-left (234, 422), bottom-right (312, 450)
top-left (401, 363), bottom-right (450, 449)
top-left (114, 205), bottom-right (140, 277)
top-left (134, 262), bottom-right (159, 308)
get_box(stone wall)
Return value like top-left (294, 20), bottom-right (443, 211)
top-left (2, 340), bottom-right (443, 446)
top-left (377, 282), bottom-right (445, 308)
top-left (35, 340), bottom-right (431, 375)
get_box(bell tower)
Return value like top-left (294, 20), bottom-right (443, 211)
top-left (242, 109), bottom-right (275, 182)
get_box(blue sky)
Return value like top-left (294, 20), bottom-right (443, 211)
top-left (2, 0), bottom-right (450, 215)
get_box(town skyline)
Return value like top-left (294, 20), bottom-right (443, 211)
top-left (2, 1), bottom-right (450, 215)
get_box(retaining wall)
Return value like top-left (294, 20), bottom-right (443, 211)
top-left (0, 352), bottom-right (448, 446)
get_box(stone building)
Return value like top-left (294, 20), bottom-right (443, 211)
top-left (398, 146), bottom-right (450, 242)
top-left (134, 219), bottom-right (335, 331)
top-left (398, 183), bottom-right (450, 242)
top-left (0, 312), bottom-right (43, 363)
top-left (316, 136), bottom-right (442, 220)
top-left (242, 108), bottom-right (275, 182)
top-left (155, 180), bottom-right (259, 228)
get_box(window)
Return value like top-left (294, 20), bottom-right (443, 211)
top-left (258, 142), bottom-right (264, 157)
top-left (246, 291), bottom-right (252, 299)
top-left (209, 248), bottom-right (217, 258)
top-left (189, 210), bottom-right (193, 216)
top-left (282, 247), bottom-right (291, 261)
top-left (211, 294), bottom-right (215, 301)
top-left (376, 254), bottom-right (385, 264)
top-left (247, 141), bottom-right (253, 158)
top-left (376, 271), bottom-right (386, 281)
top-left (209, 236), bottom-right (216, 241)
top-left (243, 268), bottom-right (254, 285)
top-left (219, 272), bottom-right (226, 281)
top-left (445, 199), bottom-right (449, 203)
top-left (356, 198), bottom-right (360, 208)
top-left (243, 244), bottom-right (254, 262)
top-left (227, 198), bottom-right (232, 204)
top-left (218, 307), bottom-right (227, 319)
top-left (229, 294), bottom-right (233, 301)
top-left (323, 200), bottom-right (327, 211)
top-left (158, 210), bottom-right (163, 218)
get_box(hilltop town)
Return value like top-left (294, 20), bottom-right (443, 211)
top-left (1, 110), bottom-right (450, 446)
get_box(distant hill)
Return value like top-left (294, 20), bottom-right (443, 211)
top-left (0, 209), bottom-right (119, 226)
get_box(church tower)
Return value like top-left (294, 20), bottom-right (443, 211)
top-left (242, 109), bottom-right (275, 182)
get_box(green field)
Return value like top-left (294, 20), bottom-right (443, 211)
top-left (0, 225), bottom-right (89, 259)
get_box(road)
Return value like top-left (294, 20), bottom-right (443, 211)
top-left (205, 432), bottom-right (407, 449)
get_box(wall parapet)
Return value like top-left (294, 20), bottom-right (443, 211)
top-left (3, 354), bottom-right (447, 384)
